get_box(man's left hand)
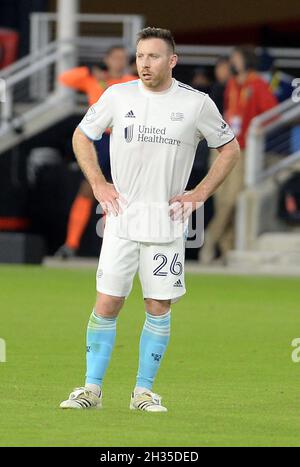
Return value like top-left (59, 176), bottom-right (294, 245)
top-left (169, 191), bottom-right (204, 222)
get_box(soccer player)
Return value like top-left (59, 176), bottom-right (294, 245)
top-left (60, 27), bottom-right (240, 412)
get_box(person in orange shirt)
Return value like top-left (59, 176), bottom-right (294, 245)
top-left (59, 61), bottom-right (109, 105)
top-left (55, 46), bottom-right (137, 259)
top-left (200, 46), bottom-right (277, 265)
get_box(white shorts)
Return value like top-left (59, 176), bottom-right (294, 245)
top-left (96, 229), bottom-right (186, 303)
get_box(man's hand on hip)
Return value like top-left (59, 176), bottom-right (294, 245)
top-left (169, 191), bottom-right (204, 222)
top-left (93, 182), bottom-right (127, 216)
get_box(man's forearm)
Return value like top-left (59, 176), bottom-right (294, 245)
top-left (72, 127), bottom-right (106, 189)
top-left (193, 142), bottom-right (240, 203)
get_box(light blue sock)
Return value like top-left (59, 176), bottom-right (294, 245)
top-left (85, 310), bottom-right (117, 386)
top-left (136, 310), bottom-right (171, 390)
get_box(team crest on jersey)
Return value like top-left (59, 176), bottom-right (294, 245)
top-left (124, 124), bottom-right (134, 143)
top-left (170, 112), bottom-right (184, 121)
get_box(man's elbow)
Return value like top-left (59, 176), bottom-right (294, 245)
top-left (219, 137), bottom-right (240, 164)
top-left (232, 139), bottom-right (241, 163)
top-left (72, 126), bottom-right (92, 151)
top-left (227, 138), bottom-right (240, 165)
top-left (73, 126), bottom-right (89, 143)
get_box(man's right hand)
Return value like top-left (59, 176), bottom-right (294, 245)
top-left (92, 182), bottom-right (127, 216)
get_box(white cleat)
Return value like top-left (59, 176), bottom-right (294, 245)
top-left (59, 387), bottom-right (102, 409)
top-left (130, 390), bottom-right (167, 412)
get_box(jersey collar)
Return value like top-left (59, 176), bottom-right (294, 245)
top-left (138, 78), bottom-right (178, 97)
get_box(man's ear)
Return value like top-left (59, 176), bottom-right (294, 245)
top-left (170, 54), bottom-right (178, 69)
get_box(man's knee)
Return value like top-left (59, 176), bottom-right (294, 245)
top-left (95, 292), bottom-right (124, 318)
top-left (144, 298), bottom-right (171, 316)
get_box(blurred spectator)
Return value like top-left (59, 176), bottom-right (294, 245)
top-left (200, 46), bottom-right (278, 265)
top-left (258, 49), bottom-right (294, 103)
top-left (55, 46), bottom-right (137, 259)
top-left (0, 28), bottom-right (19, 69)
top-left (210, 56), bottom-right (231, 114)
top-left (258, 49), bottom-right (295, 157)
top-left (59, 61), bottom-right (108, 105)
top-left (190, 67), bottom-right (212, 94)
top-left (129, 55), bottom-right (138, 76)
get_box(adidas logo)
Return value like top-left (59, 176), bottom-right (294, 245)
top-left (173, 279), bottom-right (183, 287)
top-left (125, 110), bottom-right (135, 118)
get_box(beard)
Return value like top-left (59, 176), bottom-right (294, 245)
top-left (139, 71), bottom-right (167, 89)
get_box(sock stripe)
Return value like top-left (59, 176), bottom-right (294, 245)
top-left (87, 324), bottom-right (116, 331)
top-left (87, 311), bottom-right (117, 332)
top-left (146, 310), bottom-right (171, 319)
top-left (144, 322), bottom-right (170, 335)
top-left (146, 310), bottom-right (171, 322)
top-left (144, 320), bottom-right (170, 329)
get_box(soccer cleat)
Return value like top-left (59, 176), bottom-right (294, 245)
top-left (129, 390), bottom-right (167, 412)
top-left (59, 387), bottom-right (102, 409)
top-left (54, 244), bottom-right (76, 260)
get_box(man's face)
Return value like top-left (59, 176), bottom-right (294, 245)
top-left (136, 38), bottom-right (177, 89)
top-left (105, 48), bottom-right (128, 75)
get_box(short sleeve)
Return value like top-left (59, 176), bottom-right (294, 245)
top-left (196, 95), bottom-right (235, 148)
top-left (78, 87), bottom-right (114, 140)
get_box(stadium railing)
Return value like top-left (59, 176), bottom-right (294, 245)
top-left (236, 96), bottom-right (300, 250)
top-left (0, 39), bottom-right (76, 154)
top-left (0, 13), bottom-right (145, 154)
top-left (28, 13), bottom-right (300, 69)
top-left (28, 13), bottom-right (300, 70)
top-left (30, 13), bottom-right (145, 57)
top-left (175, 45), bottom-right (300, 69)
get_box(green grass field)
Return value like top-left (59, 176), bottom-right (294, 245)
top-left (0, 264), bottom-right (300, 447)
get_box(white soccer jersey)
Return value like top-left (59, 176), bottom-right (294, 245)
top-left (79, 78), bottom-right (235, 243)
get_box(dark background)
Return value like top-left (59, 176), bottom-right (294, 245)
top-left (1, 0), bottom-right (300, 59)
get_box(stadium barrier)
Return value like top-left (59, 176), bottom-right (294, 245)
top-left (0, 233), bottom-right (45, 264)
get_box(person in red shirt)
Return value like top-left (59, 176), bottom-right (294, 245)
top-left (55, 46), bottom-right (137, 259)
top-left (224, 47), bottom-right (278, 150)
top-left (200, 46), bottom-right (277, 265)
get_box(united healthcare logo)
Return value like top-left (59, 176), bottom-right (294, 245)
top-left (124, 124), bottom-right (134, 143)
